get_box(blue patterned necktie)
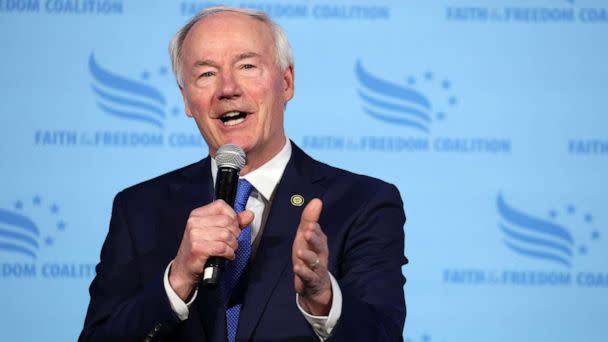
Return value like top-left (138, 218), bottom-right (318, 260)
top-left (223, 178), bottom-right (253, 342)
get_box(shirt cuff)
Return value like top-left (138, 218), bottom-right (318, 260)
top-left (163, 260), bottom-right (198, 321)
top-left (296, 272), bottom-right (342, 341)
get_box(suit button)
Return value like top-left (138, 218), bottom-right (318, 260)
top-left (154, 324), bottom-right (162, 332)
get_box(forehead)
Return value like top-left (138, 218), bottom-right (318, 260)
top-left (183, 12), bottom-right (275, 59)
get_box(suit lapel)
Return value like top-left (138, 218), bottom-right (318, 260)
top-left (236, 145), bottom-right (325, 340)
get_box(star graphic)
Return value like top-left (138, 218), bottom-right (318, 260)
top-left (424, 71), bottom-right (433, 80)
top-left (422, 334), bottom-right (431, 342)
top-left (14, 200), bottom-right (23, 210)
top-left (45, 236), bottom-right (54, 246)
top-left (567, 205), bottom-right (575, 214)
top-left (549, 210), bottom-right (558, 219)
top-left (436, 112), bottom-right (445, 120)
top-left (50, 204), bottom-right (59, 214)
top-left (57, 221), bottom-right (66, 231)
top-left (172, 106), bottom-right (180, 116)
top-left (579, 245), bottom-right (588, 255)
top-left (407, 76), bottom-right (416, 85)
top-left (448, 96), bottom-right (457, 106)
top-left (33, 196), bottom-right (41, 206)
top-left (591, 230), bottom-right (600, 240)
top-left (584, 213), bottom-right (593, 223)
top-left (141, 70), bottom-right (150, 80)
top-left (159, 66), bottom-right (168, 75)
top-left (441, 79), bottom-right (451, 89)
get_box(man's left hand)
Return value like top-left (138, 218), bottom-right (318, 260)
top-left (292, 198), bottom-right (332, 316)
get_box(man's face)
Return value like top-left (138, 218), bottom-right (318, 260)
top-left (179, 12), bottom-right (294, 170)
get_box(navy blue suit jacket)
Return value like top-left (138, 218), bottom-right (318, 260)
top-left (80, 144), bottom-right (407, 341)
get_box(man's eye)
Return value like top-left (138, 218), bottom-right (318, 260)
top-left (200, 71), bottom-right (215, 78)
top-left (241, 64), bottom-right (256, 70)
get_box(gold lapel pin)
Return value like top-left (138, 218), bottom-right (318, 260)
top-left (290, 194), bottom-right (304, 206)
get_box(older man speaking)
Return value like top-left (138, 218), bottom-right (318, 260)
top-left (80, 6), bottom-right (406, 342)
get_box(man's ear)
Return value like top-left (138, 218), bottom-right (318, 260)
top-left (282, 65), bottom-right (295, 103)
top-left (180, 86), bottom-right (193, 118)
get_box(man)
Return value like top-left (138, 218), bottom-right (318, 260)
top-left (80, 6), bottom-right (406, 342)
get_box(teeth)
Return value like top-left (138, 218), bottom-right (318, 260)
top-left (222, 112), bottom-right (240, 119)
top-left (224, 117), bottom-right (245, 126)
top-left (220, 111), bottom-right (247, 126)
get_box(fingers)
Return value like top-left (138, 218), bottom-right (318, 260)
top-left (174, 201), bottom-right (253, 277)
top-left (190, 199), bottom-right (237, 220)
top-left (194, 240), bottom-right (237, 260)
top-left (185, 208), bottom-right (255, 260)
top-left (296, 249), bottom-right (320, 270)
top-left (301, 222), bottom-right (327, 254)
top-left (237, 210), bottom-right (255, 229)
top-left (187, 214), bottom-right (240, 238)
top-left (293, 262), bottom-right (320, 287)
top-left (297, 198), bottom-right (325, 254)
top-left (200, 228), bottom-right (239, 254)
top-left (171, 200), bottom-right (254, 299)
top-left (293, 249), bottom-right (322, 296)
top-left (292, 198), bottom-right (332, 315)
top-left (300, 198), bottom-right (322, 223)
top-left (293, 200), bottom-right (328, 285)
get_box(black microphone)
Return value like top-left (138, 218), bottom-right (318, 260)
top-left (202, 144), bottom-right (247, 287)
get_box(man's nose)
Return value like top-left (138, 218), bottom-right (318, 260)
top-left (217, 70), bottom-right (242, 100)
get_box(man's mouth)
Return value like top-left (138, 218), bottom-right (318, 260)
top-left (219, 111), bottom-right (248, 126)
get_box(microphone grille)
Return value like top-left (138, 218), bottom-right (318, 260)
top-left (216, 144), bottom-right (246, 170)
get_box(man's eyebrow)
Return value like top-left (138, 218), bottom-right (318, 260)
top-left (235, 52), bottom-right (261, 62)
top-left (192, 53), bottom-right (261, 68)
top-left (194, 59), bottom-right (217, 68)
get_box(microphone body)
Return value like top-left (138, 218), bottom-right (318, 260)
top-left (202, 144), bottom-right (246, 287)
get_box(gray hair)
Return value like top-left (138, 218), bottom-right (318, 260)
top-left (169, 6), bottom-right (294, 87)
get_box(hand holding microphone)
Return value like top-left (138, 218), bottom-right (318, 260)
top-left (169, 145), bottom-right (253, 300)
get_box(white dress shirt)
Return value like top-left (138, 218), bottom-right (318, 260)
top-left (163, 139), bottom-right (342, 340)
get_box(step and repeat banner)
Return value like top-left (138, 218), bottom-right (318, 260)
top-left (1, 0), bottom-right (607, 341)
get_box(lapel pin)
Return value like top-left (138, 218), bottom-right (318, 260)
top-left (290, 194), bottom-right (304, 206)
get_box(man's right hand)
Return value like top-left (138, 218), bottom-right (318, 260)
top-left (169, 199), bottom-right (254, 300)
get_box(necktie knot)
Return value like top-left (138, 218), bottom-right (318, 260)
top-left (234, 179), bottom-right (253, 212)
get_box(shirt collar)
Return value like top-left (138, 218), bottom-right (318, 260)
top-left (211, 139), bottom-right (292, 201)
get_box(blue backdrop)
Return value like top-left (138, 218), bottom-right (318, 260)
top-left (1, 1), bottom-right (607, 341)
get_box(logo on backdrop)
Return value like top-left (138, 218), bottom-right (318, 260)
top-left (497, 193), bottom-right (600, 267)
top-left (180, 1), bottom-right (391, 20)
top-left (568, 139), bottom-right (608, 155)
top-left (355, 60), bottom-right (455, 134)
top-left (0, 0), bottom-right (123, 15)
top-left (90, 54), bottom-right (167, 129)
top-left (34, 53), bottom-right (204, 148)
top-left (444, 193), bottom-right (606, 287)
top-left (302, 59), bottom-right (511, 154)
top-left (0, 196), bottom-right (95, 279)
top-left (445, 0), bottom-right (608, 23)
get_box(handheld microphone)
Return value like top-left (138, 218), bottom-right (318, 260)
top-left (202, 144), bottom-right (247, 287)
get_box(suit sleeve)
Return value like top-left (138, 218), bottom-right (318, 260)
top-left (78, 192), bottom-right (180, 342)
top-left (328, 182), bottom-right (407, 341)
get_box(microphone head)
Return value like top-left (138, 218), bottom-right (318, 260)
top-left (216, 144), bottom-right (246, 170)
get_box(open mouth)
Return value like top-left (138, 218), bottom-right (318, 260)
top-left (219, 111), bottom-right (248, 126)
